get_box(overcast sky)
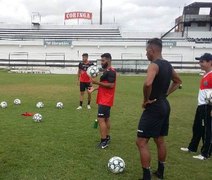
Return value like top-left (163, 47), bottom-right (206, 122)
top-left (0, 0), bottom-right (211, 32)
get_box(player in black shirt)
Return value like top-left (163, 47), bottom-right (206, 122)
top-left (136, 38), bottom-right (182, 180)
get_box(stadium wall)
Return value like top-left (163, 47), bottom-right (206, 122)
top-left (0, 39), bottom-right (211, 74)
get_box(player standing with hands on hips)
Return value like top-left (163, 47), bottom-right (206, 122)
top-left (77, 53), bottom-right (94, 110)
top-left (88, 53), bottom-right (116, 149)
top-left (136, 38), bottom-right (182, 180)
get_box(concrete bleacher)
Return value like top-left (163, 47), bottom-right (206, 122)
top-left (0, 24), bottom-right (122, 40)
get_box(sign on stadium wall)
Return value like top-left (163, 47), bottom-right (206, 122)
top-left (162, 41), bottom-right (177, 47)
top-left (64, 11), bottom-right (92, 20)
top-left (44, 40), bottom-right (72, 46)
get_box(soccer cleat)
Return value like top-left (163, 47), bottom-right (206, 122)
top-left (180, 147), bottom-right (194, 152)
top-left (193, 154), bottom-right (207, 160)
top-left (153, 170), bottom-right (164, 179)
top-left (106, 135), bottom-right (111, 143)
top-left (87, 105), bottom-right (91, 109)
top-left (76, 106), bottom-right (82, 110)
top-left (97, 140), bottom-right (108, 149)
top-left (180, 147), bottom-right (190, 152)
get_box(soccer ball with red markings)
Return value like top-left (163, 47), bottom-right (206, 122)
top-left (87, 65), bottom-right (99, 78)
top-left (108, 156), bottom-right (125, 174)
top-left (205, 91), bottom-right (212, 105)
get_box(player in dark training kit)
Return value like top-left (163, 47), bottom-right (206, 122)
top-left (88, 53), bottom-right (116, 149)
top-left (77, 53), bottom-right (94, 110)
top-left (136, 38), bottom-right (182, 180)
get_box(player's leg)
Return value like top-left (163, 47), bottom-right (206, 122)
top-left (136, 111), bottom-right (152, 180)
top-left (153, 99), bottom-right (169, 179)
top-left (86, 83), bottom-right (92, 109)
top-left (153, 136), bottom-right (166, 179)
top-left (194, 105), bottom-right (212, 159)
top-left (136, 137), bottom-right (151, 180)
top-left (187, 106), bottom-right (204, 152)
top-left (77, 82), bottom-right (85, 109)
top-left (105, 118), bottom-right (111, 143)
top-left (97, 105), bottom-right (109, 148)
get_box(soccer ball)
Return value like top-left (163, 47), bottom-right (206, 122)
top-left (108, 156), bottom-right (125, 174)
top-left (205, 91), bottom-right (212, 105)
top-left (0, 101), bottom-right (7, 109)
top-left (33, 113), bottom-right (42, 122)
top-left (87, 65), bottom-right (99, 77)
top-left (14, 99), bottom-right (21, 105)
top-left (36, 102), bottom-right (44, 108)
top-left (56, 102), bottom-right (64, 109)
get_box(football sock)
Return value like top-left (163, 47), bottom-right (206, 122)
top-left (101, 138), bottom-right (107, 142)
top-left (157, 161), bottom-right (165, 178)
top-left (142, 167), bottom-right (151, 180)
top-left (87, 101), bottom-right (91, 105)
top-left (80, 101), bottom-right (83, 106)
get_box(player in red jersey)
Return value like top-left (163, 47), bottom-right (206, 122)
top-left (181, 53), bottom-right (212, 160)
top-left (77, 53), bottom-right (94, 110)
top-left (88, 53), bottom-right (116, 149)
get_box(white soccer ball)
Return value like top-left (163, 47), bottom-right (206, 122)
top-left (14, 99), bottom-right (21, 105)
top-left (87, 65), bottom-right (99, 78)
top-left (0, 101), bottom-right (7, 109)
top-left (36, 102), bottom-right (44, 108)
top-left (108, 156), bottom-right (125, 174)
top-left (56, 102), bottom-right (64, 109)
top-left (205, 91), bottom-right (212, 105)
top-left (33, 113), bottom-right (42, 122)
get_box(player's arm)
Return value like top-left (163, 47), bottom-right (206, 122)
top-left (166, 68), bottom-right (182, 96)
top-left (91, 71), bottom-right (116, 89)
top-left (77, 66), bottom-right (80, 81)
top-left (92, 81), bottom-right (115, 89)
top-left (143, 63), bottom-right (158, 107)
top-left (88, 86), bottom-right (99, 93)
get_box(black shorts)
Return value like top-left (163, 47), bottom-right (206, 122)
top-left (137, 99), bottom-right (170, 138)
top-left (80, 82), bottom-right (91, 92)
top-left (98, 105), bottom-right (111, 119)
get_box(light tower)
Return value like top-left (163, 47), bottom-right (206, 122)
top-left (100, 0), bottom-right (103, 25)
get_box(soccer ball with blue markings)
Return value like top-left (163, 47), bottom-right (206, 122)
top-left (87, 65), bottom-right (99, 78)
top-left (108, 156), bottom-right (125, 174)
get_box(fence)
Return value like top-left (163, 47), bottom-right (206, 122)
top-left (0, 54), bottom-right (200, 73)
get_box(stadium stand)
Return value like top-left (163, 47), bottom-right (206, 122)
top-left (0, 2), bottom-right (211, 74)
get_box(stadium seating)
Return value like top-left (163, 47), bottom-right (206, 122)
top-left (0, 26), bottom-right (122, 40)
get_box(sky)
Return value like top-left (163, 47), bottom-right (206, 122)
top-left (0, 0), bottom-right (211, 32)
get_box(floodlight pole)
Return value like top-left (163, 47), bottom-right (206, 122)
top-left (100, 0), bottom-right (103, 25)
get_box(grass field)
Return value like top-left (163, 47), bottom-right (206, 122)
top-left (0, 70), bottom-right (211, 180)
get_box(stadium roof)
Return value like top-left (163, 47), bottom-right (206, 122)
top-left (183, 2), bottom-right (212, 15)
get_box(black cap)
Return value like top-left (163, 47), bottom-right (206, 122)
top-left (195, 53), bottom-right (212, 61)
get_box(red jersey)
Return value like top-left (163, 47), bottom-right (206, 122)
top-left (198, 71), bottom-right (212, 105)
top-left (97, 67), bottom-right (116, 107)
top-left (79, 61), bottom-right (94, 82)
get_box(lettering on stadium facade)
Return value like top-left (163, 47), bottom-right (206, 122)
top-left (64, 12), bottom-right (92, 20)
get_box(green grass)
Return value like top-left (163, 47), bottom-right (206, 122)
top-left (0, 70), bottom-right (211, 180)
